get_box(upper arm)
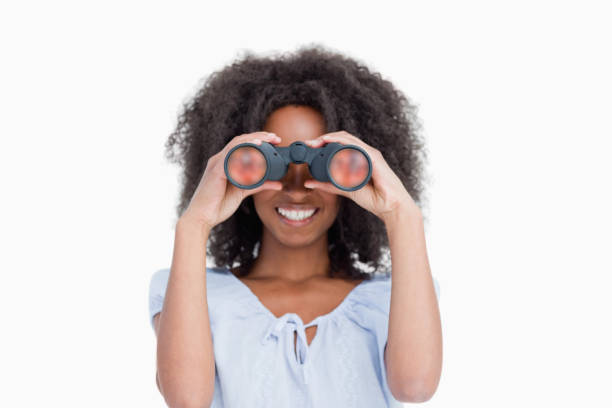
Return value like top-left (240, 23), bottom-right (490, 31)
top-left (153, 313), bottom-right (162, 393)
top-left (149, 269), bottom-right (172, 396)
top-left (153, 313), bottom-right (161, 336)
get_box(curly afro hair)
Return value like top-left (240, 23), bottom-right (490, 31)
top-left (164, 44), bottom-right (429, 281)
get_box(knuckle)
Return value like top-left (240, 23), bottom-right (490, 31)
top-left (234, 133), bottom-right (252, 142)
top-left (211, 152), bottom-right (223, 164)
top-left (369, 147), bottom-right (382, 157)
top-left (247, 131), bottom-right (271, 139)
top-left (236, 132), bottom-right (271, 144)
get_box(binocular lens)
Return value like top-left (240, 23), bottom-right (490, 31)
top-left (226, 146), bottom-right (267, 186)
top-left (329, 148), bottom-right (370, 189)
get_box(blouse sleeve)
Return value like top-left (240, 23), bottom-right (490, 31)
top-left (346, 274), bottom-right (441, 404)
top-left (148, 268), bottom-right (171, 331)
top-left (147, 266), bottom-right (230, 332)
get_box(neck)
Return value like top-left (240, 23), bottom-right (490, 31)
top-left (247, 227), bottom-right (331, 283)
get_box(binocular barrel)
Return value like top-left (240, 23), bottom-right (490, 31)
top-left (224, 141), bottom-right (372, 192)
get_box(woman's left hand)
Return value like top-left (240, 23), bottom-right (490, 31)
top-left (304, 131), bottom-right (421, 222)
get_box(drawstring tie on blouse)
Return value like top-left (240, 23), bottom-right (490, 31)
top-left (261, 313), bottom-right (317, 384)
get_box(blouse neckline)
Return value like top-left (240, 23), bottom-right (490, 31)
top-left (224, 267), bottom-right (368, 327)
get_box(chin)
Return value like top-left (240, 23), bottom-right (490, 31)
top-left (274, 234), bottom-right (320, 248)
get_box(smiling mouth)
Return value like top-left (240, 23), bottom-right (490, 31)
top-left (275, 207), bottom-right (320, 225)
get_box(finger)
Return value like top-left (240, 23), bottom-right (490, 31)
top-left (243, 180), bottom-right (283, 197)
top-left (303, 180), bottom-right (351, 198)
top-left (321, 132), bottom-right (360, 146)
top-left (305, 131), bottom-right (360, 148)
top-left (259, 132), bottom-right (282, 144)
top-left (223, 132), bottom-right (281, 156)
top-left (246, 131), bottom-right (280, 141)
top-left (304, 130), bottom-right (347, 147)
top-left (319, 133), bottom-right (377, 157)
top-left (304, 136), bottom-right (326, 148)
top-left (251, 131), bottom-right (282, 145)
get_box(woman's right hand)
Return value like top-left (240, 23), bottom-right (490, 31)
top-left (180, 131), bottom-right (283, 231)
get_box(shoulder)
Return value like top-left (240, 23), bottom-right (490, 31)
top-left (149, 268), bottom-right (170, 302)
top-left (346, 272), bottom-right (441, 318)
top-left (348, 273), bottom-right (393, 315)
top-left (147, 266), bottom-right (237, 329)
top-left (353, 272), bottom-right (441, 300)
top-left (148, 266), bottom-right (236, 302)
top-left (204, 266), bottom-right (235, 289)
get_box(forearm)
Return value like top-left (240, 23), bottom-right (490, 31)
top-left (156, 217), bottom-right (215, 408)
top-left (383, 204), bottom-right (442, 402)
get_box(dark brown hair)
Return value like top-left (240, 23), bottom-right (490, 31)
top-left (164, 44), bottom-right (429, 280)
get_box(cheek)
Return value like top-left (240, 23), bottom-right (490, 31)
top-left (321, 191), bottom-right (339, 206)
top-left (252, 192), bottom-right (274, 219)
top-left (252, 191), bottom-right (273, 207)
top-left (320, 193), bottom-right (341, 217)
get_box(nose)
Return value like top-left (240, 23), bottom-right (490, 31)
top-left (281, 163), bottom-right (314, 192)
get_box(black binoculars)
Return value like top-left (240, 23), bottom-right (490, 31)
top-left (224, 140), bottom-right (372, 191)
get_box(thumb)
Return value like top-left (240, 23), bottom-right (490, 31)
top-left (248, 180), bottom-right (283, 195)
top-left (304, 180), bottom-right (348, 197)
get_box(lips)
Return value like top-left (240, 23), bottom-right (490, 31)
top-left (274, 204), bottom-right (319, 211)
top-left (274, 206), bottom-right (320, 226)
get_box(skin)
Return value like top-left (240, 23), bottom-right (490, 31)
top-left (230, 105), bottom-right (365, 347)
top-left (154, 105), bottom-right (442, 406)
top-left (301, 128), bottom-right (442, 402)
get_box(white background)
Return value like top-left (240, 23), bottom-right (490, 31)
top-left (1, 1), bottom-right (610, 406)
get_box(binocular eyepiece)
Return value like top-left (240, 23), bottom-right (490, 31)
top-left (224, 140), bottom-right (372, 192)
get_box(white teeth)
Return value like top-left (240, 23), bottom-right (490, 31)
top-left (276, 208), bottom-right (317, 221)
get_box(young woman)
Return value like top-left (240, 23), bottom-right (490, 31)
top-left (149, 45), bottom-right (442, 407)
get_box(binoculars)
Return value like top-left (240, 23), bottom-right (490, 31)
top-left (224, 140), bottom-right (372, 191)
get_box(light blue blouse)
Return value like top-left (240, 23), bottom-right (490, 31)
top-left (149, 266), bottom-right (440, 407)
